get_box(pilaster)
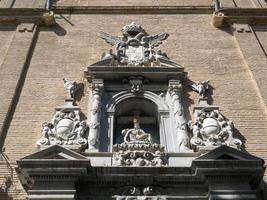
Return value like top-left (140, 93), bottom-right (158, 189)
top-left (0, 23), bottom-right (38, 152)
top-left (233, 23), bottom-right (267, 111)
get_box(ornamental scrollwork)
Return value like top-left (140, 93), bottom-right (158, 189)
top-left (37, 110), bottom-right (88, 147)
top-left (188, 110), bottom-right (242, 148)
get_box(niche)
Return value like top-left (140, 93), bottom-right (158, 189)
top-left (113, 98), bottom-right (160, 144)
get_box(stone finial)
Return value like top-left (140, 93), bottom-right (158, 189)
top-left (191, 80), bottom-right (209, 98)
top-left (63, 78), bottom-right (79, 99)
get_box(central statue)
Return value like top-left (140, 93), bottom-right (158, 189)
top-left (121, 114), bottom-right (152, 144)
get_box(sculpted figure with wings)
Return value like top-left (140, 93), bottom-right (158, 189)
top-left (99, 22), bottom-right (169, 66)
top-left (191, 80), bottom-right (210, 98)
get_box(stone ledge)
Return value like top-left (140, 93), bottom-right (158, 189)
top-left (52, 6), bottom-right (213, 14)
top-left (0, 8), bottom-right (55, 26)
top-left (213, 8), bottom-right (267, 27)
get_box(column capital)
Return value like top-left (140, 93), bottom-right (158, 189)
top-left (168, 79), bottom-right (182, 95)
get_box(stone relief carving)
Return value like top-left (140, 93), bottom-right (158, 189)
top-left (100, 22), bottom-right (169, 66)
top-left (114, 186), bottom-right (164, 200)
top-left (188, 80), bottom-right (242, 149)
top-left (188, 110), bottom-right (242, 148)
top-left (112, 114), bottom-right (168, 166)
top-left (88, 80), bottom-right (104, 151)
top-left (122, 76), bottom-right (149, 94)
top-left (37, 79), bottom-right (88, 151)
top-left (37, 110), bottom-right (88, 147)
top-left (115, 186), bottom-right (161, 198)
top-left (168, 80), bottom-right (190, 151)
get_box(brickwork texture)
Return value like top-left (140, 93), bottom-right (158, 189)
top-left (0, 1), bottom-right (267, 199)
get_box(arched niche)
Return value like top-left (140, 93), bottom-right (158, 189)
top-left (101, 91), bottom-right (170, 152)
top-left (113, 98), bottom-right (159, 144)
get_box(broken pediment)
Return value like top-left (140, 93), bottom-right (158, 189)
top-left (20, 145), bottom-right (88, 160)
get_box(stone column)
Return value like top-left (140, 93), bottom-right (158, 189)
top-left (168, 80), bottom-right (190, 151)
top-left (88, 79), bottom-right (104, 151)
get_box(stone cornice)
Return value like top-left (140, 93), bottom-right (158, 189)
top-left (0, 8), bottom-right (55, 26)
top-left (52, 6), bottom-right (213, 14)
top-left (213, 8), bottom-right (267, 27)
top-left (1, 7), bottom-right (266, 27)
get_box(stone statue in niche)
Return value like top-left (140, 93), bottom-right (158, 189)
top-left (188, 110), bottom-right (242, 148)
top-left (112, 113), bottom-right (167, 167)
top-left (121, 115), bottom-right (152, 143)
top-left (37, 110), bottom-right (88, 147)
top-left (100, 22), bottom-right (169, 66)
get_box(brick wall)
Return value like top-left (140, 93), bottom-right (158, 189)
top-left (1, 0), bottom-right (266, 8)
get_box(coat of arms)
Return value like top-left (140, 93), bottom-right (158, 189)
top-left (100, 22), bottom-right (169, 66)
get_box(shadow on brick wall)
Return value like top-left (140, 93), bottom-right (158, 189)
top-left (257, 181), bottom-right (267, 200)
top-left (233, 127), bottom-right (247, 152)
top-left (39, 23), bottom-right (67, 36)
top-left (0, 176), bottom-right (13, 200)
top-left (0, 153), bottom-right (14, 200)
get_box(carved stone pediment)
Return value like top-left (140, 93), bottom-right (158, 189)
top-left (21, 145), bottom-right (88, 160)
top-left (194, 145), bottom-right (263, 161)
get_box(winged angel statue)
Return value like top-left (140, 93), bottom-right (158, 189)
top-left (99, 22), bottom-right (169, 66)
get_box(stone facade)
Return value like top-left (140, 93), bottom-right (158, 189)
top-left (0, 0), bottom-right (267, 199)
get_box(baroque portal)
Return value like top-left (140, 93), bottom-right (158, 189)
top-left (22, 22), bottom-right (264, 200)
top-left (84, 22), bottom-right (242, 158)
top-left (37, 22), bottom-right (243, 158)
